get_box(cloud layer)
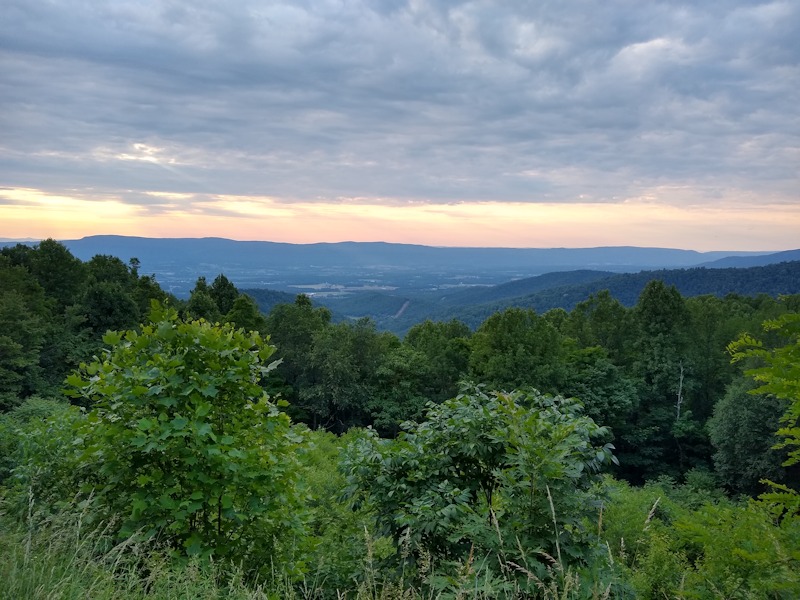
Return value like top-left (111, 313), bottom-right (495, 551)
top-left (1, 0), bottom-right (798, 246)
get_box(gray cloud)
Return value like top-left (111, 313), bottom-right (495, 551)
top-left (1, 0), bottom-right (798, 208)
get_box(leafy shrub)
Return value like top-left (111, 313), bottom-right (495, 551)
top-left (299, 428), bottom-right (394, 595)
top-left (602, 479), bottom-right (800, 598)
top-left (66, 304), bottom-right (306, 568)
top-left (0, 396), bottom-right (88, 518)
top-left (341, 385), bottom-right (620, 593)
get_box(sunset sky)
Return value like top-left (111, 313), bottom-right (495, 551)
top-left (1, 1), bottom-right (798, 250)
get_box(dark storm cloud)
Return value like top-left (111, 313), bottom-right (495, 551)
top-left (1, 0), bottom-right (797, 206)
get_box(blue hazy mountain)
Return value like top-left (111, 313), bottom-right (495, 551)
top-left (700, 249), bottom-right (800, 268)
top-left (37, 235), bottom-right (777, 296)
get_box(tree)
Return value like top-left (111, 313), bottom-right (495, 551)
top-left (707, 377), bottom-right (788, 495)
top-left (559, 344), bottom-right (638, 438)
top-left (224, 294), bottom-right (267, 333)
top-left (264, 294), bottom-right (332, 410)
top-left (80, 281), bottom-right (140, 334)
top-left (0, 258), bottom-right (50, 408)
top-left (368, 344), bottom-right (432, 436)
top-left (28, 239), bottom-right (87, 310)
top-left (209, 274), bottom-right (240, 316)
top-left (80, 255), bottom-right (141, 333)
top-left (684, 295), bottom-right (751, 423)
top-left (566, 290), bottom-right (633, 366)
top-left (300, 318), bottom-right (396, 431)
top-left (184, 277), bottom-right (222, 322)
top-left (405, 319), bottom-right (471, 404)
top-left (85, 254), bottom-right (134, 285)
top-left (0, 291), bottom-right (49, 407)
top-left (621, 280), bottom-right (699, 481)
top-left (66, 304), bottom-right (304, 562)
top-left (729, 313), bottom-right (800, 517)
top-left (469, 308), bottom-right (566, 393)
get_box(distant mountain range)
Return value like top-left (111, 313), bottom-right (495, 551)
top-left (1, 235), bottom-right (789, 296)
top-left (3, 236), bottom-right (798, 335)
top-left (54, 235), bottom-right (770, 271)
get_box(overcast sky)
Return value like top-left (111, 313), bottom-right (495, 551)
top-left (1, 0), bottom-right (798, 249)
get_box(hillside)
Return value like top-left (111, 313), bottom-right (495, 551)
top-left (701, 248), bottom-right (800, 268)
top-left (443, 260), bottom-right (800, 330)
top-left (322, 260), bottom-right (800, 334)
top-left (0, 235), bottom-right (777, 296)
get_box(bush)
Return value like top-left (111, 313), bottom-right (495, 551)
top-left (66, 305), bottom-right (306, 569)
top-left (602, 479), bottom-right (800, 598)
top-left (342, 386), bottom-right (621, 593)
top-left (0, 396), bottom-right (87, 518)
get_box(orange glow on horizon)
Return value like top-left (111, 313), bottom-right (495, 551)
top-left (2, 187), bottom-right (799, 252)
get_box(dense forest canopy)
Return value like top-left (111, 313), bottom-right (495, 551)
top-left (1, 239), bottom-right (799, 598)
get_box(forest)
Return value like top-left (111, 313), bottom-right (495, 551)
top-left (1, 239), bottom-right (799, 599)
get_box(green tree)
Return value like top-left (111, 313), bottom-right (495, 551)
top-left (301, 318), bottom-right (396, 431)
top-left (264, 294), bottom-right (332, 411)
top-left (684, 295), bottom-right (752, 422)
top-left (209, 274), bottom-right (240, 316)
top-left (66, 305), bottom-right (305, 563)
top-left (184, 277), bottom-right (222, 322)
top-left (404, 319), bottom-right (471, 403)
top-left (566, 290), bottom-right (634, 366)
top-left (730, 312), bottom-right (800, 517)
top-left (559, 345), bottom-right (638, 438)
top-left (707, 377), bottom-right (788, 495)
top-left (469, 308), bottom-right (566, 393)
top-left (620, 280), bottom-right (700, 481)
top-left (0, 291), bottom-right (47, 409)
top-left (80, 281), bottom-right (140, 334)
top-left (28, 239), bottom-right (87, 310)
top-left (0, 257), bottom-right (51, 408)
top-left (368, 344), bottom-right (432, 436)
top-left (224, 294), bottom-right (267, 333)
top-left (85, 254), bottom-right (134, 285)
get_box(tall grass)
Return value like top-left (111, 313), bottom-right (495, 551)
top-left (0, 501), bottom-right (276, 600)
top-left (1, 503), bottom-right (616, 600)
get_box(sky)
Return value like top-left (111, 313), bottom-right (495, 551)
top-left (1, 0), bottom-right (798, 251)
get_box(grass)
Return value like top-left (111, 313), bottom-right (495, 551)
top-left (0, 504), bottom-right (619, 600)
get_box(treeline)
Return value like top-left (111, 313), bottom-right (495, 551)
top-left (0, 240), bottom-right (270, 411)
top-left (2, 239), bottom-right (799, 492)
top-left (259, 286), bottom-right (799, 491)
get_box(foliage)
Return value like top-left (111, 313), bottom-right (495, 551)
top-left (469, 308), bottom-right (566, 393)
top-left (707, 377), bottom-right (789, 495)
top-left (729, 313), bottom-right (800, 464)
top-left (368, 344), bottom-right (432, 436)
top-left (65, 305), bottom-right (305, 566)
top-left (566, 290), bottom-right (634, 366)
top-left (298, 429), bottom-right (394, 594)
top-left (558, 345), bottom-right (638, 438)
top-left (341, 386), bottom-right (619, 592)
top-left (602, 479), bottom-right (800, 599)
top-left (300, 318), bottom-right (396, 432)
top-left (0, 397), bottom-right (88, 520)
top-left (729, 312), bottom-right (800, 519)
top-left (405, 319), bottom-right (471, 404)
top-left (210, 274), bottom-right (240, 315)
top-left (225, 294), bottom-right (268, 333)
top-left (264, 294), bottom-right (332, 414)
